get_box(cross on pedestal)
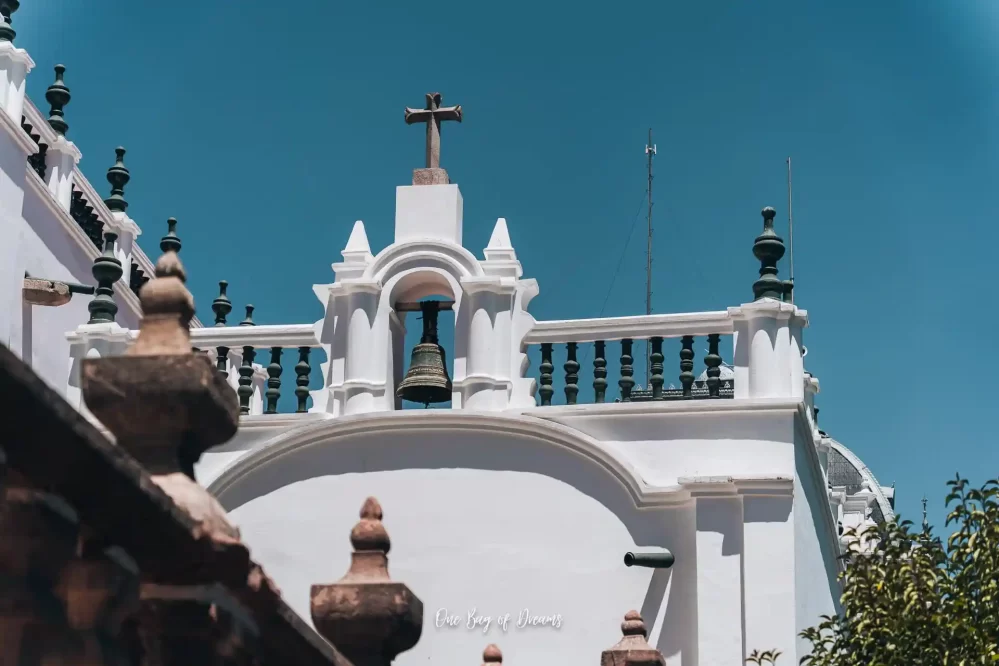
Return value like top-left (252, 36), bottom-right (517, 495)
top-left (405, 92), bottom-right (462, 185)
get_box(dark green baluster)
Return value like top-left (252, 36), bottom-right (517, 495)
top-left (211, 281), bottom-right (232, 382)
top-left (539, 343), bottom-right (554, 406)
top-left (295, 347), bottom-right (311, 413)
top-left (650, 337), bottom-right (664, 399)
top-left (45, 65), bottom-right (70, 136)
top-left (265, 347), bottom-right (282, 414)
top-left (679, 335), bottom-right (695, 398)
top-left (564, 342), bottom-right (579, 405)
top-left (104, 147), bottom-right (129, 213)
top-left (29, 142), bottom-right (47, 179)
top-left (87, 210), bottom-right (103, 249)
top-left (593, 340), bottom-right (607, 403)
top-left (0, 0), bottom-right (19, 42)
top-left (237, 305), bottom-right (256, 415)
top-left (160, 217), bottom-right (181, 255)
top-left (619, 339), bottom-right (634, 402)
top-left (752, 206), bottom-right (786, 301)
top-left (87, 232), bottom-right (122, 324)
top-left (705, 333), bottom-right (722, 398)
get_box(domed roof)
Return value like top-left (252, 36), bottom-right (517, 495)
top-left (826, 438), bottom-right (895, 524)
top-left (696, 363), bottom-right (735, 383)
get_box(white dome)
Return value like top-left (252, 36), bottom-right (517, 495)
top-left (696, 362), bottom-right (735, 383)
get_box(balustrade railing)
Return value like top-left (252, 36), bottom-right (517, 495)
top-left (522, 312), bottom-right (735, 406)
top-left (190, 320), bottom-right (321, 416)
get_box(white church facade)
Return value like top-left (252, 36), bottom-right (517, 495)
top-left (0, 17), bottom-right (896, 666)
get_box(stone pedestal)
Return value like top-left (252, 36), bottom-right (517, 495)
top-left (0, 40), bottom-right (33, 124)
top-left (412, 168), bottom-right (449, 185)
top-left (394, 184), bottom-right (463, 245)
top-left (44, 135), bottom-right (81, 212)
top-left (730, 299), bottom-right (806, 400)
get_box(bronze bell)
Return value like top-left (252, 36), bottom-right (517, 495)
top-left (397, 300), bottom-right (452, 406)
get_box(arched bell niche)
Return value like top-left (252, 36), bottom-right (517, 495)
top-left (383, 267), bottom-right (465, 410)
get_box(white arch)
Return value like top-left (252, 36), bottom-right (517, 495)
top-left (365, 240), bottom-right (483, 285)
top-left (207, 411), bottom-right (691, 542)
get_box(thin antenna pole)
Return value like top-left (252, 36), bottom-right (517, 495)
top-left (787, 156), bottom-right (795, 304)
top-left (645, 129), bottom-right (656, 384)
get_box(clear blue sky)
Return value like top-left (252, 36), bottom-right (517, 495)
top-left (13, 1), bottom-right (998, 531)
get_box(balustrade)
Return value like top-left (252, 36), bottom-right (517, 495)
top-left (522, 312), bottom-right (736, 406)
top-left (191, 315), bottom-right (321, 416)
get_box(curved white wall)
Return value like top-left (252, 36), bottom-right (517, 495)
top-left (229, 468), bottom-right (670, 666)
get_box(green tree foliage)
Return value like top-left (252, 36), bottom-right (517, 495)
top-left (798, 475), bottom-right (999, 665)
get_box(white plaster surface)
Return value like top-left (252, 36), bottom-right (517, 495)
top-left (231, 469), bottom-right (663, 666)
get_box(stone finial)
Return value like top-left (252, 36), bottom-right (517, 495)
top-left (752, 206), bottom-right (786, 301)
top-left (0, 0), bottom-right (19, 42)
top-left (600, 611), bottom-right (665, 666)
top-left (104, 147), bottom-right (130, 213)
top-left (88, 232), bottom-right (123, 324)
top-left (311, 497), bottom-right (423, 666)
top-left (45, 65), bottom-right (71, 136)
top-left (483, 644), bottom-right (502, 666)
top-left (129, 251), bottom-right (194, 356)
top-left (81, 234), bottom-right (239, 481)
top-left (160, 217), bottom-right (181, 255)
top-left (212, 280), bottom-right (232, 326)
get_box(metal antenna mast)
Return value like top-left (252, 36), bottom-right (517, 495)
top-left (645, 129), bottom-right (656, 384)
top-left (787, 156), bottom-right (795, 304)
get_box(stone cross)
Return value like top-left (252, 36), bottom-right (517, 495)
top-left (405, 92), bottom-right (462, 185)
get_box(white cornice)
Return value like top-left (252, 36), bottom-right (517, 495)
top-left (524, 310), bottom-right (733, 345)
top-left (328, 279), bottom-right (382, 296)
top-left (206, 410), bottom-right (800, 512)
top-left (460, 276), bottom-right (518, 295)
top-left (728, 299), bottom-right (809, 327)
top-left (0, 40), bottom-right (35, 69)
top-left (680, 475), bottom-right (794, 498)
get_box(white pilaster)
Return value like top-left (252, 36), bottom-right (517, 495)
top-left (44, 135), bottom-right (81, 211)
top-left (0, 40), bottom-right (33, 124)
top-left (335, 281), bottom-right (383, 415)
top-left (730, 299), bottom-right (807, 399)
top-left (109, 211), bottom-right (142, 286)
top-left (693, 494), bottom-right (744, 665)
top-left (742, 494), bottom-right (797, 661)
top-left (457, 278), bottom-right (516, 410)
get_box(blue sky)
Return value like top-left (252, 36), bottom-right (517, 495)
top-left (13, 1), bottom-right (998, 531)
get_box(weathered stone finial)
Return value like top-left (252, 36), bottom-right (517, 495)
top-left (311, 497), bottom-right (423, 666)
top-left (0, 0), bottom-right (20, 42)
top-left (87, 232), bottom-right (123, 324)
top-left (81, 237), bottom-right (239, 549)
top-left (483, 644), bottom-right (502, 666)
top-left (104, 147), bottom-right (130, 213)
top-left (160, 217), bottom-right (181, 255)
top-left (212, 280), bottom-right (232, 326)
top-left (752, 206), bottom-right (786, 301)
top-left (45, 65), bottom-right (71, 136)
top-left (404, 92), bottom-right (462, 185)
top-left (599, 611), bottom-right (665, 666)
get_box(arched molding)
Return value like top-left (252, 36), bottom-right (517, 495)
top-left (206, 412), bottom-right (727, 544)
top-left (365, 240), bottom-right (483, 286)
